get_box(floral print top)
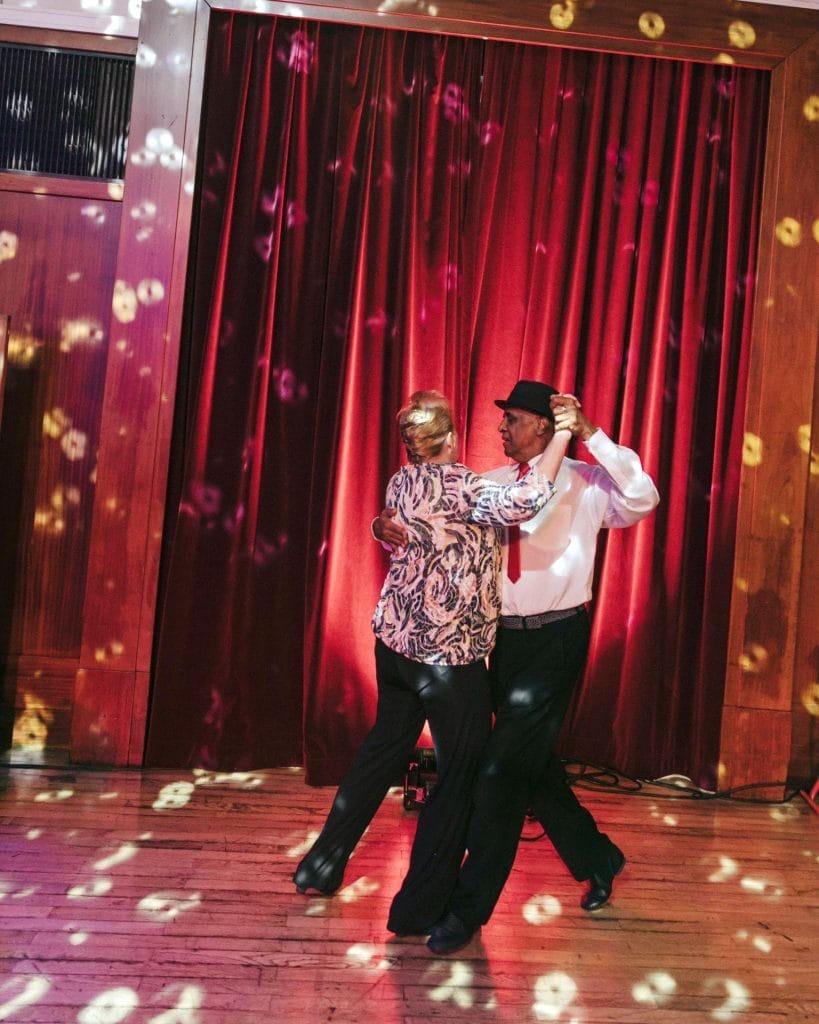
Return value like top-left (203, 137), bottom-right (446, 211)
top-left (372, 462), bottom-right (555, 665)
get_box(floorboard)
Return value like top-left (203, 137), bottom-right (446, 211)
top-left (0, 765), bottom-right (816, 1023)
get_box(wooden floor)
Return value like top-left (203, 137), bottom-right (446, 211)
top-left (0, 765), bottom-right (816, 1023)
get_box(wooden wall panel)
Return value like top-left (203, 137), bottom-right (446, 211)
top-left (71, 666), bottom-right (143, 765)
top-left (71, 3), bottom-right (206, 766)
top-left (0, 191), bottom-right (122, 763)
top-left (721, 29), bottom-right (819, 795)
top-left (0, 314), bottom-right (8, 429)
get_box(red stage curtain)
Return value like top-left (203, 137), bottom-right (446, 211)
top-left (145, 15), bottom-right (768, 790)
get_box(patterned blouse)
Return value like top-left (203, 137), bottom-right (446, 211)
top-left (372, 462), bottom-right (555, 665)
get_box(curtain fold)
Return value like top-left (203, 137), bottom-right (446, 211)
top-left (146, 15), bottom-right (768, 790)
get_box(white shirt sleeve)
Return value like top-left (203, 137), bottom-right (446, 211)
top-left (584, 429), bottom-right (660, 528)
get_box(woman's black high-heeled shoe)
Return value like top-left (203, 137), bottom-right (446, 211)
top-left (293, 859), bottom-right (344, 897)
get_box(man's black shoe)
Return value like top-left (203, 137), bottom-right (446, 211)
top-left (581, 846), bottom-right (626, 911)
top-left (427, 912), bottom-right (479, 955)
top-left (293, 862), bottom-right (343, 897)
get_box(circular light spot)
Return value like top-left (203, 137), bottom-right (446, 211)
top-left (638, 12), bottom-right (665, 40)
top-left (728, 20), bottom-right (756, 50)
top-left (804, 95), bottom-right (819, 122)
top-left (801, 682), bottom-right (819, 717)
top-left (742, 432), bottom-right (762, 467)
top-left (775, 217), bottom-right (802, 247)
top-left (549, 3), bottom-right (575, 30)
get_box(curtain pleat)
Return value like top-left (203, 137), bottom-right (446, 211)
top-left (146, 15), bottom-right (768, 790)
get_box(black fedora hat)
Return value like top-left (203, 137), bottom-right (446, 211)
top-left (494, 380), bottom-right (558, 420)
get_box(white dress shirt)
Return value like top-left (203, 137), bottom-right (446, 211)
top-left (486, 429), bottom-right (660, 617)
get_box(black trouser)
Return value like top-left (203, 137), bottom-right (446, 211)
top-left (294, 638), bottom-right (492, 934)
top-left (448, 607), bottom-right (617, 927)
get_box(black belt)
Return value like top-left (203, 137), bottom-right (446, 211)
top-left (499, 606), bottom-right (584, 630)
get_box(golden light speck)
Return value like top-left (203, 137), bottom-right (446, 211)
top-left (714, 53), bottom-right (735, 65)
top-left (118, 425), bottom-right (128, 437)
top-left (779, 513), bottom-right (791, 526)
top-left (775, 217), bottom-right (802, 247)
top-left (803, 95), bottom-right (819, 122)
top-left (13, 694), bottom-right (54, 749)
top-left (0, 230), bottom-right (18, 262)
top-left (7, 331), bottom-right (38, 368)
top-left (94, 640), bottom-right (125, 664)
top-left (638, 12), bottom-right (665, 40)
top-left (549, 3), bottom-right (575, 30)
top-left (105, 497), bottom-right (118, 512)
top-left (735, 577), bottom-right (749, 593)
top-left (812, 219), bottom-right (819, 245)
top-left (60, 319), bottom-right (104, 353)
top-left (34, 509), bottom-right (65, 534)
top-left (43, 408), bottom-right (71, 439)
top-left (138, 365), bottom-right (152, 378)
top-left (116, 339), bottom-right (128, 352)
top-left (742, 432), bottom-right (763, 467)
top-left (797, 424), bottom-right (812, 455)
top-left (801, 682), bottom-right (819, 717)
top-left (739, 642), bottom-right (769, 674)
top-left (107, 182), bottom-right (124, 200)
top-left (728, 20), bottom-right (756, 50)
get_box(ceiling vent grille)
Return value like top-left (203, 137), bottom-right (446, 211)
top-left (0, 43), bottom-right (134, 180)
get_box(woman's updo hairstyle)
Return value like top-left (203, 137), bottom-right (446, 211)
top-left (397, 390), bottom-right (454, 464)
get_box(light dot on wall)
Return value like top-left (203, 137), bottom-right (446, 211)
top-left (775, 217), bottom-right (802, 247)
top-left (113, 281), bottom-right (138, 323)
top-left (145, 127), bottom-right (175, 154)
top-left (136, 279), bottom-right (165, 306)
top-left (549, 3), bottom-right (575, 30)
top-left (801, 682), bottom-right (819, 718)
top-left (43, 408), bottom-right (71, 439)
top-left (728, 21), bottom-right (756, 50)
top-left (739, 642), bottom-right (769, 674)
top-left (803, 95), bottom-right (819, 122)
top-left (0, 231), bottom-right (19, 262)
top-left (638, 12), bottom-right (665, 40)
top-left (137, 43), bottom-right (157, 69)
top-left (742, 432), bottom-right (763, 467)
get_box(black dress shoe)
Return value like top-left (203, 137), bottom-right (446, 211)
top-left (293, 861), bottom-right (343, 897)
top-left (581, 847), bottom-right (626, 911)
top-left (427, 912), bottom-right (479, 955)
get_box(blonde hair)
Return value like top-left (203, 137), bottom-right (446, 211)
top-left (397, 390), bottom-right (454, 464)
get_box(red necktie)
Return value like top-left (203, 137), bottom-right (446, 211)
top-left (506, 462), bottom-right (530, 583)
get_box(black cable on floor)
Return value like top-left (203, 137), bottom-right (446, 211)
top-left (561, 758), bottom-right (803, 804)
